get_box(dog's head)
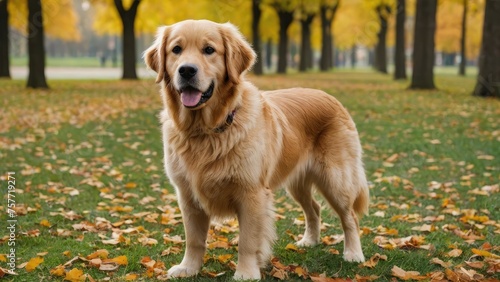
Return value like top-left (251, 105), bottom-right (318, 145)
top-left (144, 20), bottom-right (256, 111)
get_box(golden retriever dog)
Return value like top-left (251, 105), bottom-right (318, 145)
top-left (144, 19), bottom-right (369, 280)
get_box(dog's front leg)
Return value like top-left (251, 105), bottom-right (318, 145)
top-left (167, 193), bottom-right (210, 278)
top-left (234, 188), bottom-right (276, 280)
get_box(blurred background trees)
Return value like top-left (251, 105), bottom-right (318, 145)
top-left (1, 0), bottom-right (497, 98)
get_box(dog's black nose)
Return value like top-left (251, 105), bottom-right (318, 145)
top-left (178, 64), bottom-right (198, 80)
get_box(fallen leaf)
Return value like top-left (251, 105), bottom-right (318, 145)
top-left (430, 257), bottom-right (452, 268)
top-left (50, 265), bottom-right (66, 277)
top-left (472, 248), bottom-right (500, 259)
top-left (217, 254), bottom-right (233, 264)
top-left (64, 268), bottom-right (85, 282)
top-left (40, 219), bottom-right (51, 227)
top-left (360, 253), bottom-right (387, 268)
top-left (87, 249), bottom-right (109, 260)
top-left (104, 255), bottom-right (128, 265)
top-left (25, 257), bottom-right (43, 272)
top-left (446, 248), bottom-right (463, 258)
top-left (391, 265), bottom-right (427, 280)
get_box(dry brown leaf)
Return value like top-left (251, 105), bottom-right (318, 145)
top-left (446, 248), bottom-right (463, 258)
top-left (391, 265), bottom-right (427, 280)
top-left (360, 253), bottom-right (387, 268)
top-left (430, 257), bottom-right (452, 268)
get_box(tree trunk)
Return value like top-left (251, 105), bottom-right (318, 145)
top-left (459, 0), bottom-right (467, 76)
top-left (473, 0), bottom-right (500, 98)
top-left (252, 0), bottom-right (263, 75)
top-left (375, 4), bottom-right (390, 74)
top-left (394, 0), bottom-right (407, 80)
top-left (266, 38), bottom-right (272, 70)
top-left (0, 0), bottom-right (10, 78)
top-left (276, 9), bottom-right (294, 74)
top-left (351, 44), bottom-right (357, 69)
top-left (27, 0), bottom-right (48, 88)
top-left (410, 0), bottom-right (437, 90)
top-left (114, 0), bottom-right (141, 80)
top-left (320, 2), bottom-right (339, 71)
top-left (299, 14), bottom-right (314, 72)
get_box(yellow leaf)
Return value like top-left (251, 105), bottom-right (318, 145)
top-left (125, 273), bottom-right (139, 280)
top-left (217, 254), bottom-right (233, 264)
top-left (40, 219), bottom-right (51, 227)
top-left (87, 249), bottom-right (109, 260)
top-left (0, 254), bottom-right (6, 262)
top-left (472, 248), bottom-right (500, 258)
top-left (25, 257), bottom-right (44, 272)
top-left (65, 268), bottom-right (85, 282)
top-left (285, 243), bottom-right (299, 251)
top-left (109, 255), bottom-right (128, 265)
top-left (63, 250), bottom-right (72, 257)
top-left (124, 182), bottom-right (137, 189)
top-left (50, 265), bottom-right (66, 277)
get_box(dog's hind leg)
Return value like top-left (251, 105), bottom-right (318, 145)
top-left (315, 167), bottom-right (366, 263)
top-left (287, 174), bottom-right (321, 247)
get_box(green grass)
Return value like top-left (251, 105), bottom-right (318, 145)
top-left (0, 72), bottom-right (499, 281)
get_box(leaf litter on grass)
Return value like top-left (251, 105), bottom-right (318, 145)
top-left (1, 76), bottom-right (499, 281)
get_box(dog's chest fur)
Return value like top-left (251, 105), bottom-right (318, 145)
top-left (162, 118), bottom-right (272, 216)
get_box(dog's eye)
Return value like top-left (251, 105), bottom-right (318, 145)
top-left (172, 46), bottom-right (182, 54)
top-left (203, 46), bottom-right (215, 55)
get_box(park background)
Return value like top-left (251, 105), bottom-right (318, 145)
top-left (0, 0), bottom-right (499, 281)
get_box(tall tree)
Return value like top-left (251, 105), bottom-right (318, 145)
top-left (458, 0), bottom-right (467, 76)
top-left (114, 0), bottom-right (141, 80)
top-left (0, 0), bottom-right (10, 78)
top-left (473, 0), bottom-right (500, 98)
top-left (410, 0), bottom-right (437, 90)
top-left (320, 0), bottom-right (340, 71)
top-left (271, 0), bottom-right (294, 74)
top-left (394, 0), bottom-right (406, 80)
top-left (374, 4), bottom-right (391, 74)
top-left (298, 1), bottom-right (316, 72)
top-left (252, 0), bottom-right (263, 75)
top-left (27, 0), bottom-right (48, 89)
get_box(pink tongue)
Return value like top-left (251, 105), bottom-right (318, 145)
top-left (181, 89), bottom-right (202, 107)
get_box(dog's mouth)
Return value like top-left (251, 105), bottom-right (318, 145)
top-left (179, 82), bottom-right (215, 108)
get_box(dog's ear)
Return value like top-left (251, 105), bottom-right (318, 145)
top-left (219, 23), bottom-right (256, 84)
top-left (144, 26), bottom-right (170, 84)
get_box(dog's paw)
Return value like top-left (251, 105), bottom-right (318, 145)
top-left (234, 269), bottom-right (261, 280)
top-left (165, 264), bottom-right (199, 278)
top-left (343, 251), bottom-right (365, 262)
top-left (295, 237), bottom-right (319, 247)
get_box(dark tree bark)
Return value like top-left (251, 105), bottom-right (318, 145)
top-left (114, 0), bottom-right (141, 80)
top-left (27, 0), bottom-right (48, 88)
top-left (274, 8), bottom-right (294, 74)
top-left (374, 4), bottom-right (391, 74)
top-left (459, 0), bottom-right (467, 76)
top-left (410, 0), bottom-right (437, 90)
top-left (0, 0), bottom-right (10, 78)
top-left (320, 1), bottom-right (339, 71)
top-left (252, 0), bottom-right (263, 75)
top-left (299, 13), bottom-right (315, 72)
top-left (351, 44), bottom-right (357, 69)
top-left (265, 37), bottom-right (272, 70)
top-left (394, 0), bottom-right (407, 80)
top-left (473, 0), bottom-right (500, 98)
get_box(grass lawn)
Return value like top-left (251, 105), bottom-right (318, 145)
top-left (0, 72), bottom-right (499, 281)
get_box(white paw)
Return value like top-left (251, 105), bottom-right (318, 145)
top-left (234, 269), bottom-right (261, 280)
top-left (166, 264), bottom-right (199, 278)
top-left (295, 237), bottom-right (319, 247)
top-left (343, 250), bottom-right (365, 262)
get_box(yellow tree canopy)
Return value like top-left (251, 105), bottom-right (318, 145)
top-left (91, 0), bottom-right (253, 38)
top-left (8, 0), bottom-right (81, 41)
top-left (436, 0), bottom-right (484, 59)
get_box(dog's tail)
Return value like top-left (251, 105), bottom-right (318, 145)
top-left (353, 181), bottom-right (369, 218)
